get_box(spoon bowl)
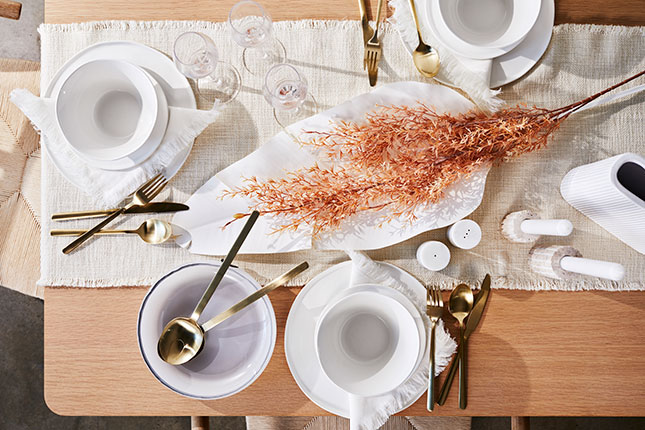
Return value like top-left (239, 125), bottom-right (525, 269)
top-left (157, 317), bottom-right (205, 365)
top-left (412, 47), bottom-right (440, 78)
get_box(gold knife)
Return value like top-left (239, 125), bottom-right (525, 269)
top-left (358, 0), bottom-right (374, 46)
top-left (437, 274), bottom-right (491, 406)
top-left (52, 202), bottom-right (189, 221)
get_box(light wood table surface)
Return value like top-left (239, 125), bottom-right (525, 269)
top-left (44, 0), bottom-right (645, 417)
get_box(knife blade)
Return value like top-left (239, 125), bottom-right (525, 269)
top-left (464, 274), bottom-right (491, 338)
top-left (437, 274), bottom-right (491, 406)
top-left (52, 202), bottom-right (189, 221)
top-left (358, 0), bottom-right (374, 45)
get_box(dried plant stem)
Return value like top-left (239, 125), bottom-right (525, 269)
top-left (225, 70), bottom-right (645, 235)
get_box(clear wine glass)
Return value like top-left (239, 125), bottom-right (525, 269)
top-left (263, 63), bottom-right (317, 127)
top-left (173, 32), bottom-right (241, 105)
top-left (228, 0), bottom-right (286, 76)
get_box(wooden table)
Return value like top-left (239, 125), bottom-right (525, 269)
top-left (44, 0), bottom-right (645, 418)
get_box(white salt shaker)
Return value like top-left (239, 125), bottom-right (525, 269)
top-left (501, 210), bottom-right (573, 243)
top-left (529, 245), bottom-right (625, 281)
top-left (446, 219), bottom-right (481, 249)
top-left (417, 241), bottom-right (451, 271)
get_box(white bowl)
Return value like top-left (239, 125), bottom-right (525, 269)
top-left (56, 59), bottom-right (159, 161)
top-left (315, 288), bottom-right (420, 397)
top-left (137, 262), bottom-right (276, 399)
top-left (76, 69), bottom-right (169, 171)
top-left (432, 0), bottom-right (541, 60)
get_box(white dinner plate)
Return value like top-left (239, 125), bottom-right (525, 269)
top-left (284, 261), bottom-right (428, 417)
top-left (43, 41), bottom-right (196, 182)
top-left (137, 262), bottom-right (276, 399)
top-left (422, 0), bottom-right (555, 88)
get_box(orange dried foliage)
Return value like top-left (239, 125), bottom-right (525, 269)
top-left (225, 71), bottom-right (644, 235)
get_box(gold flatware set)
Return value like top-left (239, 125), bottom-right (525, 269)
top-left (427, 274), bottom-right (491, 410)
top-left (50, 174), bottom-right (192, 253)
top-left (358, 0), bottom-right (440, 85)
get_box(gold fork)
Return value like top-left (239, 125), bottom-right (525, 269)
top-left (426, 284), bottom-right (443, 411)
top-left (364, 0), bottom-right (385, 86)
top-left (62, 173), bottom-right (168, 254)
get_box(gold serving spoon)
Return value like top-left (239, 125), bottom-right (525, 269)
top-left (50, 219), bottom-right (173, 245)
top-left (448, 283), bottom-right (474, 409)
top-left (408, 0), bottom-right (440, 78)
top-left (158, 262), bottom-right (309, 365)
top-left (156, 211), bottom-right (259, 366)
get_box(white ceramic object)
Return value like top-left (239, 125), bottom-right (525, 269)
top-left (446, 219), bottom-right (481, 249)
top-left (43, 41), bottom-right (196, 183)
top-left (433, 0), bottom-right (541, 60)
top-left (56, 59), bottom-right (159, 161)
top-left (137, 262), bottom-right (276, 399)
top-left (560, 153), bottom-right (645, 255)
top-left (284, 262), bottom-right (428, 418)
top-left (315, 289), bottom-right (420, 397)
top-left (416, 241), bottom-right (451, 271)
top-left (529, 245), bottom-right (626, 281)
top-left (420, 0), bottom-right (555, 88)
top-left (501, 210), bottom-right (573, 243)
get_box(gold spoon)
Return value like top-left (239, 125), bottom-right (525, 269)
top-left (448, 283), bottom-right (474, 409)
top-left (408, 0), bottom-right (440, 78)
top-left (50, 219), bottom-right (173, 245)
top-left (157, 211), bottom-right (259, 365)
top-left (158, 262), bottom-right (309, 366)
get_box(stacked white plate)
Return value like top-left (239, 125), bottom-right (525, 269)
top-left (44, 41), bottom-right (197, 183)
top-left (421, 0), bottom-right (555, 88)
top-left (284, 261), bottom-right (429, 417)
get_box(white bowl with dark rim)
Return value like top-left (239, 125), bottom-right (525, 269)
top-left (137, 262), bottom-right (276, 399)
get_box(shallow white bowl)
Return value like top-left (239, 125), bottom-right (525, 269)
top-left (315, 288), bottom-right (420, 397)
top-left (56, 59), bottom-right (159, 161)
top-left (137, 262), bottom-right (276, 399)
top-left (433, 0), bottom-right (541, 60)
top-left (77, 69), bottom-right (169, 171)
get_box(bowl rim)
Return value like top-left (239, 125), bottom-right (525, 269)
top-left (55, 58), bottom-right (159, 161)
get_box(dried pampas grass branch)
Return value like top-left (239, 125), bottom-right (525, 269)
top-left (225, 70), bottom-right (645, 236)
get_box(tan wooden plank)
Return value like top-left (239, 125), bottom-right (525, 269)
top-left (44, 0), bottom-right (645, 26)
top-left (44, 287), bottom-right (645, 416)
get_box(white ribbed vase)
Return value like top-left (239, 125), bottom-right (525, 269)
top-left (560, 153), bottom-right (645, 254)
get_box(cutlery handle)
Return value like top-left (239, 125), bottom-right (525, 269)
top-left (408, 0), bottom-right (422, 36)
top-left (427, 319), bottom-right (437, 411)
top-left (62, 207), bottom-right (126, 254)
top-left (437, 350), bottom-right (458, 405)
top-left (52, 209), bottom-right (119, 221)
top-left (201, 262), bottom-right (308, 332)
top-left (190, 211), bottom-right (259, 322)
top-left (459, 327), bottom-right (467, 409)
top-left (51, 229), bottom-right (134, 236)
top-left (373, 0), bottom-right (384, 38)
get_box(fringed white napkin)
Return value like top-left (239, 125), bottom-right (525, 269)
top-left (388, 0), bottom-right (503, 112)
top-left (345, 250), bottom-right (456, 430)
top-left (10, 88), bottom-right (220, 207)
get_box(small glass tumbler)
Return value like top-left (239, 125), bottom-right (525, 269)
top-left (263, 63), bottom-right (317, 127)
top-left (173, 31), bottom-right (241, 105)
top-left (228, 0), bottom-right (286, 76)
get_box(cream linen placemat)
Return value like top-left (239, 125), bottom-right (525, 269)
top-left (39, 21), bottom-right (645, 290)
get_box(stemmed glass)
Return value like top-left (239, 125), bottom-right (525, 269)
top-left (263, 63), bottom-right (317, 127)
top-left (173, 32), bottom-right (241, 105)
top-left (228, 0), bottom-right (286, 76)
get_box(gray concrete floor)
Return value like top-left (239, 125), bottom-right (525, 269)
top-left (1, 1), bottom-right (644, 429)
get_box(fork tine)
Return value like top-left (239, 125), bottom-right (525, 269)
top-left (437, 286), bottom-right (443, 306)
top-left (145, 178), bottom-right (168, 200)
top-left (141, 175), bottom-right (164, 195)
top-left (432, 285), bottom-right (439, 306)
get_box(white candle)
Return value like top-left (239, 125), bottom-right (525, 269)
top-left (559, 256), bottom-right (625, 281)
top-left (520, 219), bottom-right (573, 236)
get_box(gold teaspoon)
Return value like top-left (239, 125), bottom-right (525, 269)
top-left (50, 219), bottom-right (173, 245)
top-left (408, 0), bottom-right (440, 78)
top-left (448, 283), bottom-right (474, 409)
